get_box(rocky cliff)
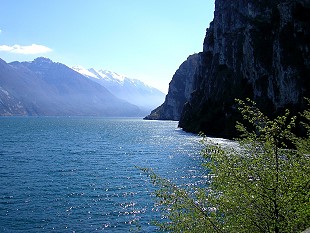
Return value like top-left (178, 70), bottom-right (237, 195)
top-left (177, 0), bottom-right (309, 138)
top-left (144, 53), bottom-right (201, 120)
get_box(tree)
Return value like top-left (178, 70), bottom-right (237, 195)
top-left (142, 99), bottom-right (310, 232)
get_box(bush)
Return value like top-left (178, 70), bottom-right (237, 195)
top-left (143, 98), bottom-right (310, 233)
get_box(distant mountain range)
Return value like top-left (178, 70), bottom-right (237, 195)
top-left (0, 57), bottom-right (165, 116)
top-left (72, 66), bottom-right (165, 112)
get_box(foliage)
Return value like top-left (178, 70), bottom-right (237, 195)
top-left (142, 98), bottom-right (310, 232)
top-left (140, 167), bottom-right (220, 233)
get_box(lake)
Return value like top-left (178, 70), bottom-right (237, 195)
top-left (0, 117), bottom-right (205, 232)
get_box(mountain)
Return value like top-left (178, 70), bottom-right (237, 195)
top-left (146, 0), bottom-right (310, 138)
top-left (72, 66), bottom-right (165, 112)
top-left (0, 57), bottom-right (142, 116)
top-left (144, 54), bottom-right (200, 120)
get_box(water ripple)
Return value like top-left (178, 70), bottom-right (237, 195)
top-left (0, 117), bottom-right (204, 232)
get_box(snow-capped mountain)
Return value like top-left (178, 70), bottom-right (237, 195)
top-left (0, 57), bottom-right (142, 116)
top-left (72, 66), bottom-right (165, 112)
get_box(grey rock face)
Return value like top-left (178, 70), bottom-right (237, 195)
top-left (179, 0), bottom-right (310, 138)
top-left (144, 53), bottom-right (201, 120)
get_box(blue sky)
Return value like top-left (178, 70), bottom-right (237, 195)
top-left (0, 0), bottom-right (215, 93)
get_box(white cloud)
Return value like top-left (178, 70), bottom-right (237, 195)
top-left (0, 29), bottom-right (2, 34)
top-left (0, 44), bottom-right (52, 54)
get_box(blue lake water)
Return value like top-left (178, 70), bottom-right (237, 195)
top-left (0, 117), bottom-right (205, 232)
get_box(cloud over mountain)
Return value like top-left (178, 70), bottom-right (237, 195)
top-left (0, 44), bottom-right (52, 54)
